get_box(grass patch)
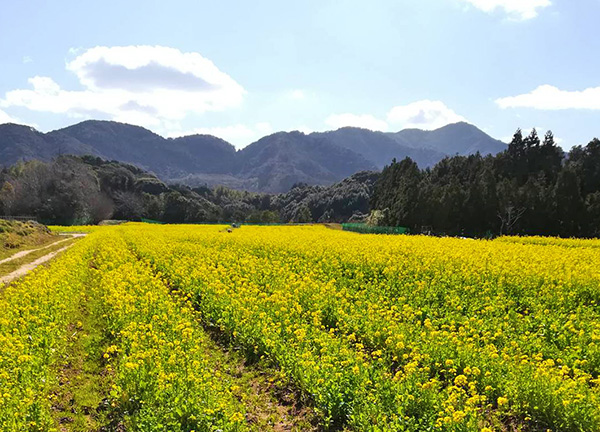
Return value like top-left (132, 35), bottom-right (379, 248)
top-left (0, 219), bottom-right (56, 259)
top-left (199, 329), bottom-right (321, 431)
top-left (168, 289), bottom-right (323, 432)
top-left (50, 289), bottom-right (116, 431)
top-left (0, 237), bottom-right (78, 277)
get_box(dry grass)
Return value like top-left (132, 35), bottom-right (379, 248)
top-left (0, 219), bottom-right (56, 259)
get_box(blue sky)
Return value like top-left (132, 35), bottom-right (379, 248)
top-left (1, 0), bottom-right (599, 149)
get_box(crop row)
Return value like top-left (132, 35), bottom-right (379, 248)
top-left (495, 235), bottom-right (600, 249)
top-left (0, 241), bottom-right (93, 431)
top-left (122, 224), bottom-right (600, 431)
top-left (0, 230), bottom-right (248, 431)
top-left (90, 231), bottom-right (247, 430)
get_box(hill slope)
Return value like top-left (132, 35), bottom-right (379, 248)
top-left (388, 122), bottom-right (506, 157)
top-left (0, 120), bottom-right (506, 192)
top-left (311, 127), bottom-right (448, 168)
top-left (46, 121), bottom-right (238, 179)
top-left (236, 131), bottom-right (376, 192)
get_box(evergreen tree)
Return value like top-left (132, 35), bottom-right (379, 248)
top-left (554, 167), bottom-right (584, 236)
top-left (371, 129), bottom-right (600, 238)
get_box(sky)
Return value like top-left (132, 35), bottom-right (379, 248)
top-left (0, 0), bottom-right (599, 149)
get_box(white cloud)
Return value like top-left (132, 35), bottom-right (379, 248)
top-left (325, 113), bottom-right (389, 131)
top-left (289, 89), bottom-right (306, 100)
top-left (255, 122), bottom-right (273, 135)
top-left (0, 109), bottom-right (19, 124)
top-left (167, 122), bottom-right (273, 149)
top-left (496, 84), bottom-right (600, 110)
top-left (22, 56), bottom-right (33, 64)
top-left (458, 0), bottom-right (551, 20)
top-left (323, 101), bottom-right (466, 132)
top-left (0, 109), bottom-right (37, 129)
top-left (386, 100), bottom-right (466, 130)
top-left (1, 45), bottom-right (246, 132)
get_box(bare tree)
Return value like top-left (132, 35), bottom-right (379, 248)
top-left (88, 193), bottom-right (114, 223)
top-left (0, 182), bottom-right (16, 215)
top-left (497, 205), bottom-right (526, 236)
top-left (114, 191), bottom-right (145, 220)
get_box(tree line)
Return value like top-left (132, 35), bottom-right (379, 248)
top-left (0, 155), bottom-right (376, 225)
top-left (371, 129), bottom-right (600, 237)
top-left (4, 129), bottom-right (598, 237)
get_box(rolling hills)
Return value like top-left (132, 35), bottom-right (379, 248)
top-left (0, 120), bottom-right (505, 192)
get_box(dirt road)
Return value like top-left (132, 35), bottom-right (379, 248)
top-left (0, 234), bottom-right (86, 285)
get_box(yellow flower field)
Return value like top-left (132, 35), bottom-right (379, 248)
top-left (1, 223), bottom-right (599, 431)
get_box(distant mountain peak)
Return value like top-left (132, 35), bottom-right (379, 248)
top-left (59, 119), bottom-right (165, 138)
top-left (0, 123), bottom-right (40, 132)
top-left (442, 120), bottom-right (471, 127)
top-left (390, 122), bottom-right (505, 157)
top-left (0, 119), bottom-right (506, 193)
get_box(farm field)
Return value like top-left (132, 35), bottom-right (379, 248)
top-left (1, 224), bottom-right (599, 431)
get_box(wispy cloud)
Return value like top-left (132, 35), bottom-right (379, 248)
top-left (458, 0), bottom-right (551, 20)
top-left (496, 84), bottom-right (600, 110)
top-left (324, 100), bottom-right (467, 132)
top-left (387, 100), bottom-right (466, 130)
top-left (0, 109), bottom-right (20, 125)
top-left (325, 113), bottom-right (389, 131)
top-left (289, 89), bottom-right (307, 100)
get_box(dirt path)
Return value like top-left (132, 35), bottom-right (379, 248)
top-left (0, 241), bottom-right (80, 285)
top-left (165, 291), bottom-right (320, 431)
top-left (0, 234), bottom-right (85, 265)
top-left (51, 294), bottom-right (116, 432)
top-left (198, 328), bottom-right (319, 432)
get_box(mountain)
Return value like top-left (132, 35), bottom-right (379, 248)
top-left (0, 120), bottom-right (506, 193)
top-left (311, 127), bottom-right (447, 168)
top-left (310, 122), bottom-right (505, 170)
top-left (388, 122), bottom-right (506, 157)
top-left (165, 131), bottom-right (377, 193)
top-left (235, 131), bottom-right (375, 192)
top-left (45, 121), bottom-right (238, 179)
top-left (169, 134), bottom-right (237, 174)
top-left (0, 123), bottom-right (96, 162)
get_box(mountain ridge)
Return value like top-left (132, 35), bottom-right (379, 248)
top-left (0, 120), bottom-right (506, 193)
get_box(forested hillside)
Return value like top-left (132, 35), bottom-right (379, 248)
top-left (372, 129), bottom-right (600, 237)
top-left (0, 120), bottom-right (504, 192)
top-left (0, 156), bottom-right (376, 225)
top-left (3, 127), bottom-right (599, 238)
